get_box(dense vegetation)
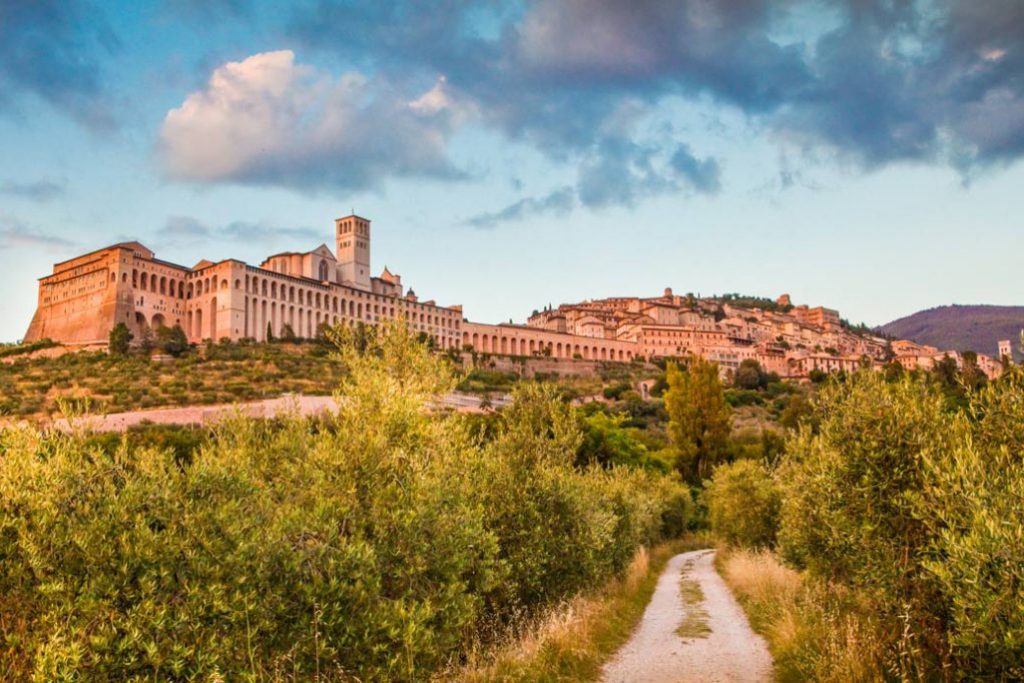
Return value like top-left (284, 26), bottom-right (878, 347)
top-left (706, 365), bottom-right (1024, 680)
top-left (0, 323), bottom-right (690, 681)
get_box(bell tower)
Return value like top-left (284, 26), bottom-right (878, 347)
top-left (335, 214), bottom-right (371, 290)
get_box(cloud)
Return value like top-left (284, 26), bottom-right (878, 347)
top-left (0, 178), bottom-right (67, 202)
top-left (285, 0), bottom-right (1024, 187)
top-left (163, 215), bottom-right (321, 245)
top-left (160, 50), bottom-right (468, 193)
top-left (577, 138), bottom-right (720, 208)
top-left (0, 213), bottom-right (77, 251)
top-left (670, 145), bottom-right (722, 194)
top-left (464, 137), bottom-right (720, 227)
top-left (464, 187), bottom-right (576, 229)
top-left (0, 0), bottom-right (119, 130)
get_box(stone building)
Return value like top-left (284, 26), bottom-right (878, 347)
top-left (24, 215), bottom-right (463, 349)
top-left (23, 213), bottom-right (1003, 382)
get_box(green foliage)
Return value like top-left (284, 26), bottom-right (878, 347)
top-left (138, 326), bottom-right (154, 354)
top-left (776, 369), bottom-right (1024, 678)
top-left (915, 367), bottom-right (1024, 677)
top-left (456, 368), bottom-right (518, 394)
top-left (602, 381), bottom-right (632, 400)
top-left (715, 293), bottom-right (792, 313)
top-left (0, 339), bottom-right (58, 359)
top-left (778, 391), bottom-right (814, 431)
top-left (664, 358), bottom-right (732, 484)
top-left (0, 322), bottom-right (688, 681)
top-left (155, 323), bottom-right (189, 357)
top-left (576, 411), bottom-right (662, 470)
top-left (703, 459), bottom-right (780, 548)
top-left (733, 359), bottom-right (765, 390)
top-left (278, 323), bottom-right (297, 343)
top-left (724, 388), bottom-right (764, 407)
top-left (108, 324), bottom-right (133, 356)
top-left (0, 344), bottom-right (348, 418)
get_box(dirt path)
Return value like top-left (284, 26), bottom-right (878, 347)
top-left (601, 549), bottom-right (773, 683)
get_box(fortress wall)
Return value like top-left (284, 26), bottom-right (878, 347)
top-left (24, 250), bottom-right (126, 344)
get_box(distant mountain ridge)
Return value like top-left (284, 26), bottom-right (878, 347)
top-left (878, 305), bottom-right (1024, 359)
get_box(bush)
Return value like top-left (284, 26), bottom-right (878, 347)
top-left (156, 324), bottom-right (189, 357)
top-left (0, 323), bottom-right (688, 681)
top-left (724, 388), bottom-right (764, 407)
top-left (915, 368), bottom-right (1024, 676)
top-left (703, 459), bottom-right (780, 548)
top-left (108, 324), bottom-right (132, 355)
top-left (775, 369), bottom-right (1024, 678)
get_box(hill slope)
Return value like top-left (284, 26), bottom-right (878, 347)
top-left (878, 305), bottom-right (1024, 358)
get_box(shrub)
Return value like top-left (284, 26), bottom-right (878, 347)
top-left (576, 411), bottom-right (653, 470)
top-left (156, 324), bottom-right (189, 357)
top-left (0, 323), bottom-right (688, 681)
top-left (108, 324), bottom-right (132, 355)
top-left (915, 368), bottom-right (1024, 676)
top-left (775, 368), bottom-right (1024, 678)
top-left (703, 459), bottom-right (780, 548)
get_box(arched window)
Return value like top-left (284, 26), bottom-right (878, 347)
top-left (318, 260), bottom-right (329, 281)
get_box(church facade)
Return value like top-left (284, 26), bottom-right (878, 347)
top-left (24, 215), bottom-right (464, 349)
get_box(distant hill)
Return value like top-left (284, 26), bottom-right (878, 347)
top-left (878, 305), bottom-right (1024, 359)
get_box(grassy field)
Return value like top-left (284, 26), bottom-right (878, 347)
top-left (0, 342), bottom-right (665, 421)
top-left (0, 342), bottom-right (346, 419)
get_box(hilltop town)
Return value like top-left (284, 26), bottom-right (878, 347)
top-left (22, 213), bottom-right (1009, 381)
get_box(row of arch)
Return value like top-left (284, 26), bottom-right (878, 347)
top-left (468, 333), bottom-right (632, 361)
top-left (127, 270), bottom-right (187, 299)
top-left (125, 268), bottom-right (459, 333)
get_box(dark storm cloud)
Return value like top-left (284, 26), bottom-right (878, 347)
top-left (290, 0), bottom-right (808, 154)
top-left (0, 0), bottom-right (119, 130)
top-left (287, 0), bottom-right (1024, 172)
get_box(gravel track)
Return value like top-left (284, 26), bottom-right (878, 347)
top-left (601, 549), bottom-right (773, 682)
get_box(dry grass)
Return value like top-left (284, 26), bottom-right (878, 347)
top-left (717, 547), bottom-right (890, 683)
top-left (449, 536), bottom-right (711, 682)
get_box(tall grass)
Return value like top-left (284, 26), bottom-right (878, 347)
top-left (453, 535), bottom-right (711, 682)
top-left (718, 548), bottom-right (889, 682)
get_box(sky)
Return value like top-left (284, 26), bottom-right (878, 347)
top-left (1, 0), bottom-right (1022, 342)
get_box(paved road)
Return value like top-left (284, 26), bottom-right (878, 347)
top-left (4, 392), bottom-right (510, 433)
top-left (602, 549), bottom-right (774, 683)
